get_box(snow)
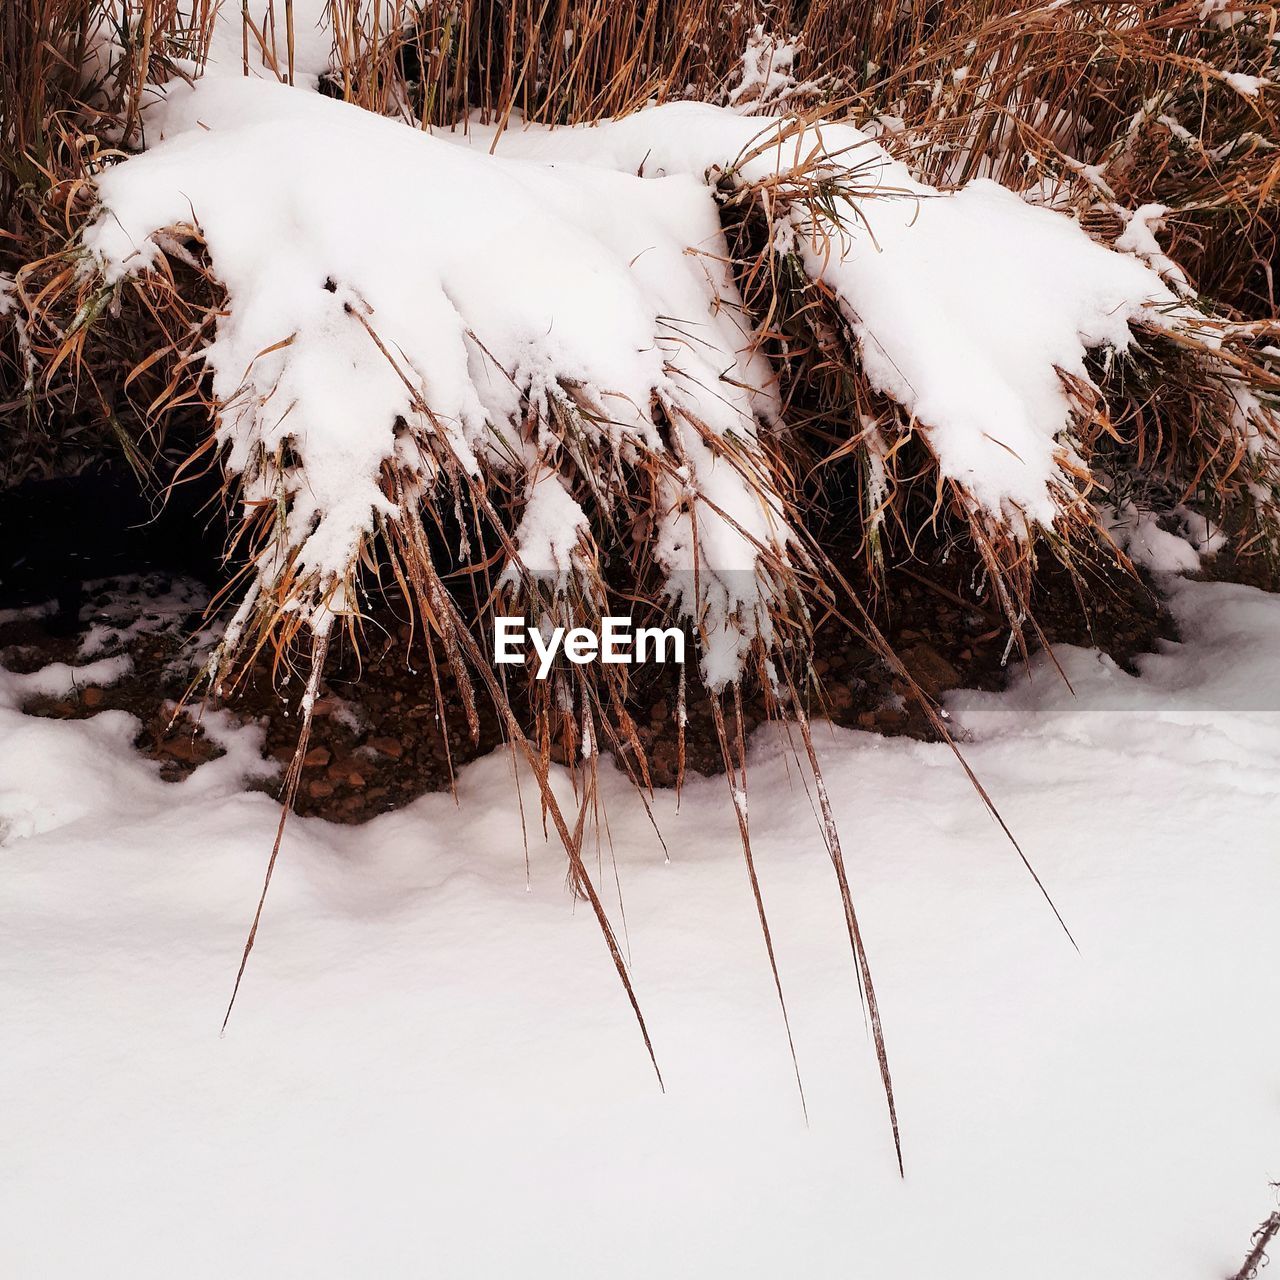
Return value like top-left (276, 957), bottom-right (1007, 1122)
top-left (473, 103), bottom-right (1187, 529)
top-left (0, 270), bottom-right (35, 393)
top-left (806, 177), bottom-right (1157, 527)
top-left (77, 573), bottom-right (217, 661)
top-left (502, 468), bottom-right (589, 580)
top-left (726, 26), bottom-right (813, 111)
top-left (1201, 0), bottom-right (1252, 28)
top-left (2, 575), bottom-right (1278, 1276)
top-left (1101, 501), bottom-right (1227, 573)
top-left (1223, 71), bottom-right (1270, 99)
top-left (1115, 203), bottom-right (1194, 297)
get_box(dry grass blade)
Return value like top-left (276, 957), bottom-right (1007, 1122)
top-left (711, 694), bottom-right (808, 1122)
top-left (222, 628), bottom-right (329, 1031)
top-left (792, 703), bottom-right (902, 1176)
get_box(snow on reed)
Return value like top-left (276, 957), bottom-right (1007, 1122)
top-left (88, 77), bottom-right (792, 686)
top-left (80, 72), bottom-right (1255, 680)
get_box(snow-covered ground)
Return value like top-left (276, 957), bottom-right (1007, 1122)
top-left (2, 572), bottom-right (1277, 1277)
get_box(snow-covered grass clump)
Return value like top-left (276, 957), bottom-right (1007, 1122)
top-left (88, 77), bottom-right (802, 695)
top-left (76, 70), bottom-right (1264, 1129)
top-left (475, 105), bottom-right (1182, 529)
top-left (76, 72), bottom-right (1276, 698)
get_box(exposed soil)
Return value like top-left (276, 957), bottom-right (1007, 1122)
top-left (1, 542), bottom-right (1193, 825)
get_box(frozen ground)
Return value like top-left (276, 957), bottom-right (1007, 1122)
top-left (1, 573), bottom-right (1278, 1278)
